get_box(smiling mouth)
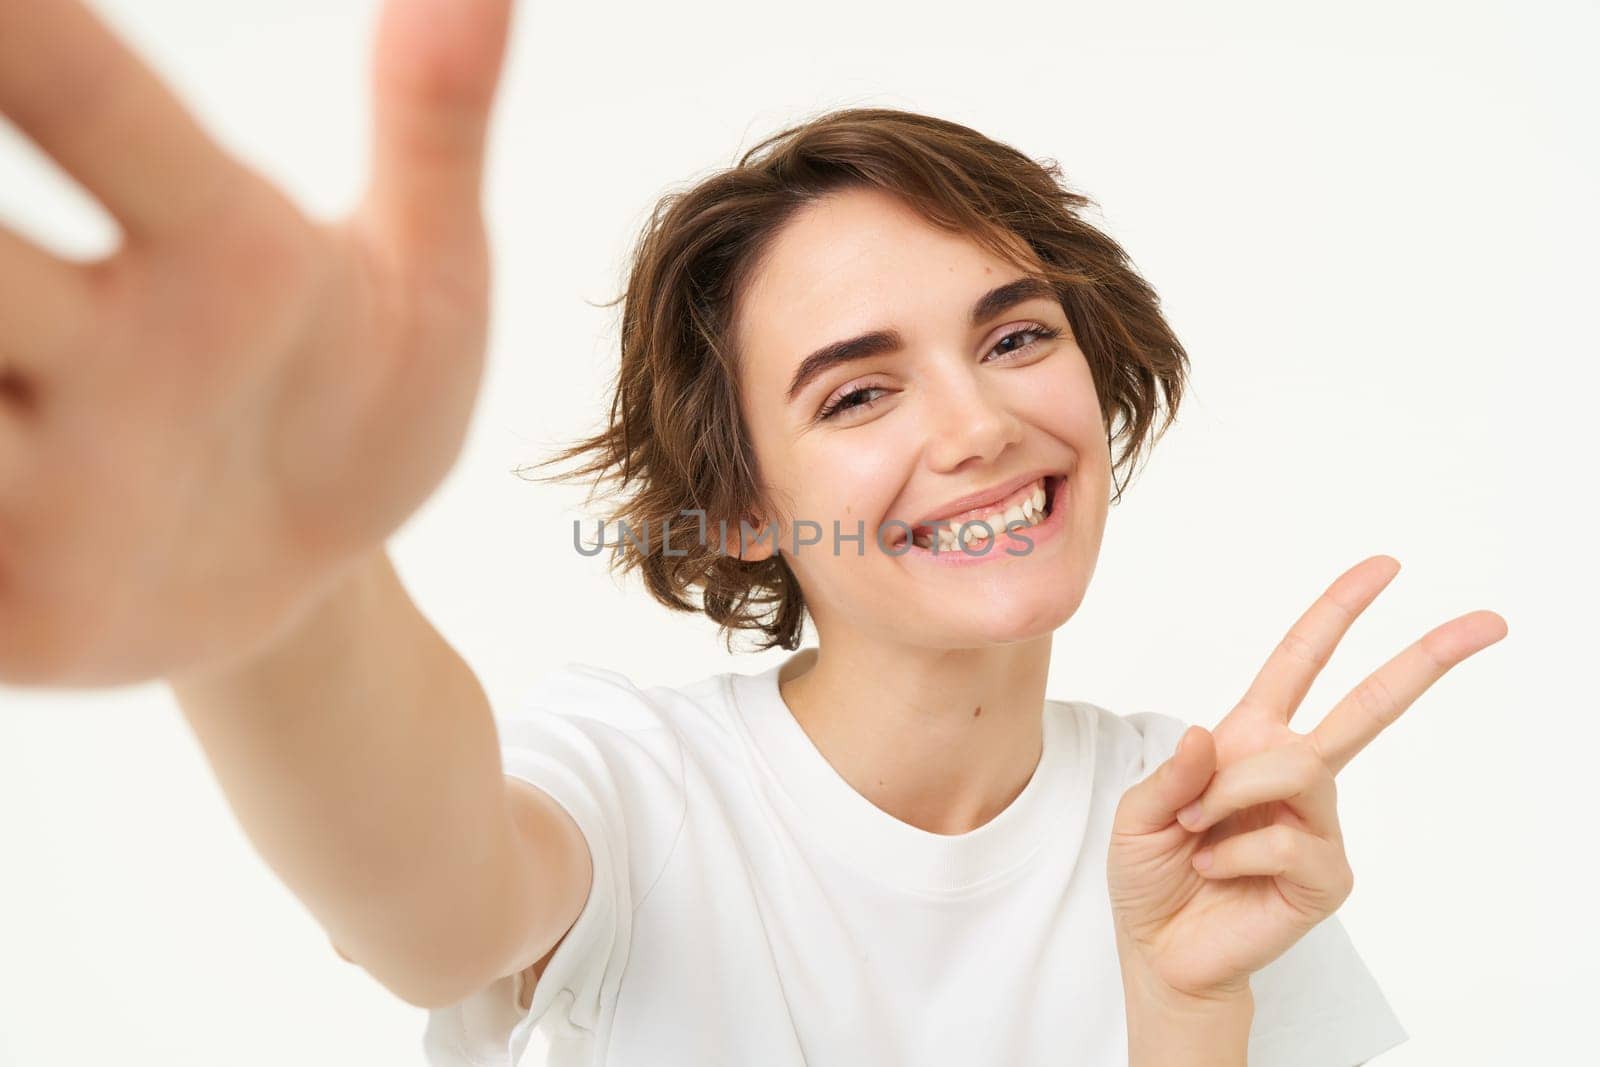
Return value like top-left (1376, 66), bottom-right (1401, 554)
top-left (894, 473), bottom-right (1063, 551)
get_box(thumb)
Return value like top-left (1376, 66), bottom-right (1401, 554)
top-left (364, 0), bottom-right (515, 254)
top-left (1113, 725), bottom-right (1217, 835)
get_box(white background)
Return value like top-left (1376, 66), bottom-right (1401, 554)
top-left (1, 0), bottom-right (1593, 1063)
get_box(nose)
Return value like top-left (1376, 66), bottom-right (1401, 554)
top-left (921, 363), bottom-right (1024, 473)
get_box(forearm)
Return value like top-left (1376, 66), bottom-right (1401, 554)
top-left (168, 547), bottom-right (526, 1008)
top-left (1119, 933), bottom-right (1253, 1066)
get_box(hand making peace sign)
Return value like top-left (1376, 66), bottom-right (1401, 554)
top-left (1107, 554), bottom-right (1508, 1001)
top-left (0, 0), bottom-right (515, 687)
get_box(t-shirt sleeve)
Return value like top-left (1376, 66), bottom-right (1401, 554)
top-left (1124, 710), bottom-right (1409, 1066)
top-left (421, 661), bottom-right (687, 1067)
top-left (1248, 913), bottom-right (1408, 1066)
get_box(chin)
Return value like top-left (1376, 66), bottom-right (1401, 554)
top-left (907, 576), bottom-right (1090, 649)
top-left (1006, 584), bottom-right (1088, 640)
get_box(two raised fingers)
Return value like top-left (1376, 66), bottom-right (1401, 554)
top-left (1177, 742), bottom-right (1339, 839)
top-left (1309, 608), bottom-right (1508, 775)
top-left (1236, 555), bottom-right (1508, 775)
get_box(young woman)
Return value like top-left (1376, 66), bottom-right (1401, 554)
top-left (0, 2), bottom-right (1506, 1065)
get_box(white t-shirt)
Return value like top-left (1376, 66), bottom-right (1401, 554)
top-left (422, 652), bottom-right (1407, 1067)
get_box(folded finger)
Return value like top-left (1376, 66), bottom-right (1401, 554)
top-left (0, 0), bottom-right (253, 239)
top-left (1176, 742), bottom-right (1338, 839)
top-left (1193, 824), bottom-right (1353, 906)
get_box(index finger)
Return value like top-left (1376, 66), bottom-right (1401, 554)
top-left (0, 0), bottom-right (253, 239)
top-left (1310, 609), bottom-right (1509, 775)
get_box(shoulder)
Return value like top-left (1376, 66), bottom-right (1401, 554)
top-left (515, 660), bottom-right (678, 731)
top-left (497, 660), bottom-right (705, 770)
top-left (505, 659), bottom-right (752, 774)
top-left (496, 661), bottom-right (696, 880)
top-left (494, 660), bottom-right (748, 842)
top-left (1057, 700), bottom-right (1194, 783)
top-left (512, 659), bottom-right (734, 732)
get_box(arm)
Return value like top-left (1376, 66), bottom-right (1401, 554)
top-left (169, 546), bottom-right (591, 1011)
top-left (1, 0), bottom-right (556, 1010)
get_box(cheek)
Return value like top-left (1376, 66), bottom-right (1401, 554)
top-left (1018, 354), bottom-right (1112, 529)
top-left (803, 442), bottom-right (906, 531)
top-left (1018, 349), bottom-right (1105, 448)
top-left (778, 446), bottom-right (913, 596)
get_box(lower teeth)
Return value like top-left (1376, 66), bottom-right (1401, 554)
top-left (909, 486), bottom-right (1055, 551)
top-left (923, 530), bottom-right (1012, 551)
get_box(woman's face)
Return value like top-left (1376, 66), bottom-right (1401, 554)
top-left (732, 185), bottom-right (1112, 650)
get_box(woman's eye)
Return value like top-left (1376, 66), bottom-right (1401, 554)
top-left (988, 323), bottom-right (1061, 360)
top-left (812, 321), bottom-right (1062, 422)
top-left (817, 385), bottom-right (886, 422)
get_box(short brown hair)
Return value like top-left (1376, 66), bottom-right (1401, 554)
top-left (517, 106), bottom-right (1188, 654)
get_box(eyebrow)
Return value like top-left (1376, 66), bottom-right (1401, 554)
top-left (783, 275), bottom-right (1058, 404)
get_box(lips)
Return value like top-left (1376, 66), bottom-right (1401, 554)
top-left (889, 473), bottom-right (1075, 550)
top-left (910, 470), bottom-right (1059, 529)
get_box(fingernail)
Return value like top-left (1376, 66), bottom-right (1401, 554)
top-left (1177, 801), bottom-right (1203, 828)
top-left (1193, 848), bottom-right (1213, 871)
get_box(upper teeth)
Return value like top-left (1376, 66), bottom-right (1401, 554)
top-left (909, 478), bottom-right (1052, 550)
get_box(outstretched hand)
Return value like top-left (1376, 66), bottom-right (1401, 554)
top-left (1108, 555), bottom-right (1507, 1000)
top-left (0, 1), bottom-right (515, 685)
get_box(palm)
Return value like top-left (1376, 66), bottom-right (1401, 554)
top-left (1110, 717), bottom-right (1312, 993)
top-left (1108, 556), bottom-right (1507, 999)
top-left (0, 1), bottom-right (512, 685)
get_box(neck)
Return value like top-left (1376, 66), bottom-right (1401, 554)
top-left (777, 634), bottom-right (1053, 836)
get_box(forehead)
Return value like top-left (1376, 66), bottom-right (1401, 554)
top-left (739, 186), bottom-right (1031, 341)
